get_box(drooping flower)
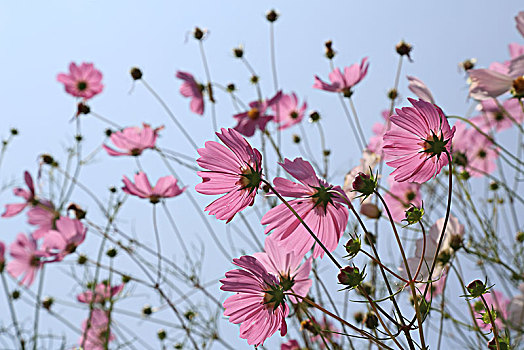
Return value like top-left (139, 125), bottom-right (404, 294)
top-left (313, 58), bottom-right (369, 97)
top-left (471, 98), bottom-right (524, 132)
top-left (7, 233), bottom-right (45, 286)
top-left (383, 98), bottom-right (455, 183)
top-left (79, 309), bottom-right (114, 350)
top-left (281, 339), bottom-right (300, 350)
top-left (516, 11), bottom-right (524, 38)
top-left (77, 282), bottom-right (124, 304)
top-left (508, 283), bottom-right (524, 329)
top-left (2, 171), bottom-right (37, 218)
top-left (57, 62), bottom-right (104, 99)
top-left (220, 255), bottom-right (289, 346)
top-left (196, 128), bottom-right (263, 223)
top-left (407, 76), bottom-right (435, 104)
top-left (401, 216), bottom-right (464, 297)
top-left (176, 71), bottom-right (204, 115)
top-left (272, 92), bottom-right (307, 130)
top-left (472, 290), bottom-right (509, 331)
top-left (42, 216), bottom-right (87, 260)
top-left (253, 237), bottom-right (312, 304)
top-left (261, 158), bottom-right (349, 259)
top-left (233, 91), bottom-right (282, 137)
top-left (383, 177), bottom-right (422, 223)
top-left (103, 124), bottom-right (163, 156)
top-left (122, 172), bottom-right (185, 204)
top-left (468, 55), bottom-right (524, 100)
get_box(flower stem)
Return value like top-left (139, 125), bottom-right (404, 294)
top-left (480, 294), bottom-right (501, 350)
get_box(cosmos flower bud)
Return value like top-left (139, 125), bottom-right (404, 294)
top-left (309, 111), bottom-right (321, 122)
top-left (325, 40), bottom-right (336, 59)
top-left (226, 83), bottom-right (236, 92)
top-left (250, 75), bottom-right (259, 84)
top-left (300, 319), bottom-right (318, 335)
top-left (352, 172), bottom-right (376, 198)
top-left (42, 296), bottom-right (54, 310)
top-left (10, 128), bottom-right (18, 136)
top-left (142, 304), bottom-right (154, 316)
top-left (364, 313), bottom-right (379, 329)
top-left (12, 290), bottom-right (20, 299)
top-left (403, 206), bottom-right (424, 226)
top-left (292, 134), bottom-right (301, 143)
top-left (387, 88), bottom-right (398, 100)
top-left (106, 248), bottom-right (117, 258)
top-left (233, 46), bottom-right (244, 58)
top-left (130, 67), bottom-right (143, 80)
top-left (344, 237), bottom-right (361, 259)
top-left (266, 9), bottom-right (279, 22)
top-left (337, 266), bottom-right (365, 290)
top-left (77, 102), bottom-right (90, 115)
top-left (354, 311), bottom-right (364, 323)
top-left (193, 27), bottom-right (204, 40)
top-left (516, 231), bottom-right (524, 243)
top-left (360, 203), bottom-right (381, 219)
top-left (396, 40), bottom-right (413, 60)
top-left (460, 58), bottom-right (476, 71)
top-left (68, 203), bottom-right (87, 220)
top-left (157, 329), bottom-right (167, 341)
top-left (466, 280), bottom-right (488, 298)
top-left (41, 154), bottom-right (59, 167)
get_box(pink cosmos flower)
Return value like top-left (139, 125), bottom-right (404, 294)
top-left (516, 11), bottom-right (524, 38)
top-left (383, 178), bottom-right (422, 223)
top-left (7, 233), bottom-right (45, 286)
top-left (383, 98), bottom-right (455, 183)
top-left (176, 71), bottom-right (204, 115)
top-left (79, 309), bottom-right (114, 350)
top-left (407, 76), bottom-right (435, 104)
top-left (42, 216), bottom-right (87, 261)
top-left (472, 290), bottom-right (509, 331)
top-left (468, 55), bottom-right (524, 100)
top-left (367, 110), bottom-right (396, 154)
top-left (281, 340), bottom-right (300, 350)
top-left (196, 128), bottom-right (263, 223)
top-left (103, 124), bottom-right (163, 156)
top-left (452, 121), bottom-right (498, 177)
top-left (272, 92), bottom-right (307, 130)
top-left (233, 91), bottom-right (282, 137)
top-left (77, 282), bottom-right (124, 304)
top-left (28, 202), bottom-right (57, 239)
top-left (508, 283), bottom-right (524, 329)
top-left (509, 43), bottom-right (524, 59)
top-left (122, 172), bottom-right (185, 204)
top-left (313, 58), bottom-right (369, 96)
top-left (57, 62), bottom-right (104, 99)
top-left (471, 98), bottom-right (524, 132)
top-left (2, 171), bottom-right (36, 218)
top-left (261, 158), bottom-right (349, 259)
top-left (401, 216), bottom-right (464, 296)
top-left (253, 237), bottom-right (312, 304)
top-left (220, 255), bottom-right (289, 347)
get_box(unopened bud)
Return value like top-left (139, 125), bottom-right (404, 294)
top-left (292, 134), bottom-right (301, 144)
top-left (106, 248), bottom-right (117, 258)
top-left (226, 83), bottom-right (236, 92)
top-left (266, 9), bottom-right (279, 22)
top-left (364, 313), bottom-right (379, 329)
top-left (157, 329), bottom-right (167, 341)
top-left (309, 111), bottom-right (321, 122)
top-left (142, 304), bottom-right (153, 316)
top-left (337, 266), bottom-right (365, 290)
top-left (396, 40), bottom-right (413, 60)
top-left (354, 311), bottom-right (364, 323)
top-left (344, 237), bottom-right (361, 259)
top-left (12, 290), bottom-right (20, 300)
top-left (233, 46), bottom-right (244, 58)
top-left (193, 27), bottom-right (204, 40)
top-left (42, 296), bottom-right (54, 310)
top-left (360, 203), bottom-right (381, 219)
top-left (517, 231), bottom-right (524, 243)
top-left (466, 279), bottom-right (487, 298)
top-left (130, 67), bottom-right (143, 80)
top-left (77, 102), bottom-right (90, 115)
top-left (387, 88), bottom-right (398, 100)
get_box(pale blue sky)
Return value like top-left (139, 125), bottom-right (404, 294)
top-left (1, 1), bottom-right (523, 349)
